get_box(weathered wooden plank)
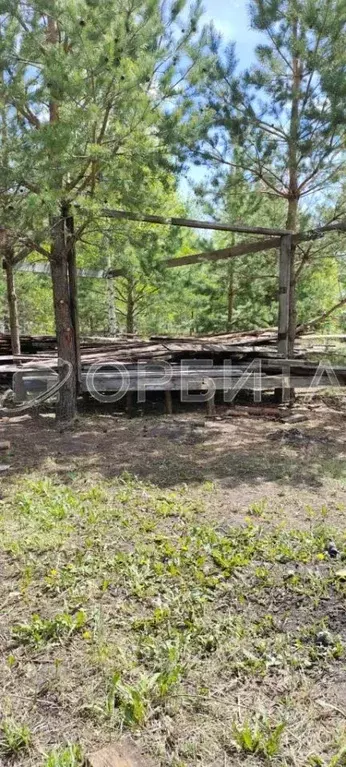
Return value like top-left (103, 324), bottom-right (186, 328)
top-left (101, 207), bottom-right (291, 236)
top-left (86, 740), bottom-right (154, 767)
top-left (16, 372), bottom-right (346, 395)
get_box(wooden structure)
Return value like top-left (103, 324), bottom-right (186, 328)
top-left (11, 209), bottom-right (346, 364)
top-left (2, 208), bottom-right (346, 412)
top-left (1, 330), bottom-right (345, 414)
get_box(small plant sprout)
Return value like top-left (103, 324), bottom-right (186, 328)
top-left (0, 719), bottom-right (32, 757)
top-left (43, 743), bottom-right (83, 766)
top-left (11, 610), bottom-right (88, 648)
top-left (248, 498), bottom-right (268, 518)
top-left (231, 715), bottom-right (285, 758)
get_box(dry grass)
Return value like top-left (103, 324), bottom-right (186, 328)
top-left (1, 408), bottom-right (346, 765)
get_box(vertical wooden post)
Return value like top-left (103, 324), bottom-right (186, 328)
top-left (278, 235), bottom-right (292, 358)
top-left (206, 393), bottom-right (216, 417)
top-left (13, 370), bottom-right (26, 404)
top-left (165, 390), bottom-right (173, 415)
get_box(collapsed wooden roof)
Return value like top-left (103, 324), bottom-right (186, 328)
top-left (0, 327), bottom-right (331, 369)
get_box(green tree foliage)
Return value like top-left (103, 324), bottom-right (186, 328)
top-left (0, 0), bottom-right (203, 417)
top-left (0, 0), bottom-right (345, 350)
top-left (175, 0), bottom-right (346, 345)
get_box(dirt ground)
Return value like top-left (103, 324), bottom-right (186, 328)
top-left (1, 400), bottom-right (346, 527)
top-left (1, 400), bottom-right (346, 766)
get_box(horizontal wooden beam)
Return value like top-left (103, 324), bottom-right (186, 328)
top-left (101, 208), bottom-right (291, 236)
top-left (13, 261), bottom-right (105, 278)
top-left (163, 236), bottom-right (281, 268)
top-left (13, 221), bottom-right (346, 281)
top-left (12, 371), bottom-right (346, 396)
top-left (14, 236), bottom-right (281, 280)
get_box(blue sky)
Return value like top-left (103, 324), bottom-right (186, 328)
top-left (200, 0), bottom-right (261, 68)
top-left (182, 1), bottom-right (262, 198)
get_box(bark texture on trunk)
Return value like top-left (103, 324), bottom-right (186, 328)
top-left (107, 277), bottom-right (117, 336)
top-left (126, 278), bottom-right (135, 334)
top-left (286, 200), bottom-right (298, 358)
top-left (4, 255), bottom-right (21, 356)
top-left (278, 234), bottom-right (292, 358)
top-left (46, 15), bottom-right (78, 422)
top-left (227, 263), bottom-right (235, 329)
top-left (50, 214), bottom-right (77, 422)
top-left (107, 256), bottom-right (117, 336)
top-left (286, 9), bottom-right (301, 357)
top-left (66, 212), bottom-right (81, 388)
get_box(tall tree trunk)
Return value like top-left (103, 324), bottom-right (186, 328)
top-left (286, 198), bottom-right (299, 357)
top-left (227, 263), bottom-right (235, 329)
top-left (50, 213), bottom-right (77, 422)
top-left (107, 255), bottom-right (117, 336)
top-left (66, 211), bottom-right (81, 388)
top-left (286, 6), bottom-right (301, 357)
top-left (46, 15), bottom-right (77, 421)
top-left (4, 254), bottom-right (21, 355)
top-left (126, 278), bottom-right (135, 334)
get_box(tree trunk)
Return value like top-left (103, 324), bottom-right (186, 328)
top-left (50, 214), bottom-right (77, 422)
top-left (66, 211), bottom-right (81, 388)
top-left (277, 234), bottom-right (292, 358)
top-left (107, 256), bottom-right (117, 336)
top-left (286, 5), bottom-right (301, 358)
top-left (4, 255), bottom-right (21, 356)
top-left (227, 263), bottom-right (235, 329)
top-left (286, 200), bottom-right (299, 357)
top-left (126, 278), bottom-right (135, 334)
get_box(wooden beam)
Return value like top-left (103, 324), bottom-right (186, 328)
top-left (14, 261), bottom-right (105, 278)
top-left (15, 236), bottom-right (280, 280)
top-left (13, 223), bottom-right (346, 281)
top-left (101, 208), bottom-right (291, 236)
top-left (106, 238), bottom-right (282, 276)
top-left (163, 237), bottom-right (281, 269)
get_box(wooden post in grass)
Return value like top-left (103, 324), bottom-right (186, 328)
top-left (206, 392), bottom-right (216, 417)
top-left (164, 390), bottom-right (173, 415)
top-left (126, 390), bottom-right (133, 416)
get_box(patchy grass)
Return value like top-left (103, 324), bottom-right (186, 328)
top-left (42, 744), bottom-right (83, 767)
top-left (230, 716), bottom-right (285, 758)
top-left (1, 468), bottom-right (346, 765)
top-left (0, 719), bottom-right (32, 758)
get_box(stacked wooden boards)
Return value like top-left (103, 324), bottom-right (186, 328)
top-left (1, 330), bottom-right (346, 398)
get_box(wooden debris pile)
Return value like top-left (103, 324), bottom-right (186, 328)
top-left (0, 328), bottom-right (280, 367)
top-left (1, 329), bottom-right (346, 396)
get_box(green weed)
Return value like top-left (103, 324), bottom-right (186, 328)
top-left (12, 610), bottom-right (88, 647)
top-left (43, 744), bottom-right (83, 767)
top-left (248, 498), bottom-right (268, 517)
top-left (231, 715), bottom-right (285, 758)
top-left (106, 672), bottom-right (154, 726)
top-left (0, 718), bottom-right (32, 757)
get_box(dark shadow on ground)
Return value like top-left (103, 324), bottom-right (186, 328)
top-left (1, 403), bottom-right (346, 493)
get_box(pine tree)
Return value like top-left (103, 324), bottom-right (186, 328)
top-left (1, 0), bottom-right (202, 420)
top-left (183, 0), bottom-right (346, 352)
